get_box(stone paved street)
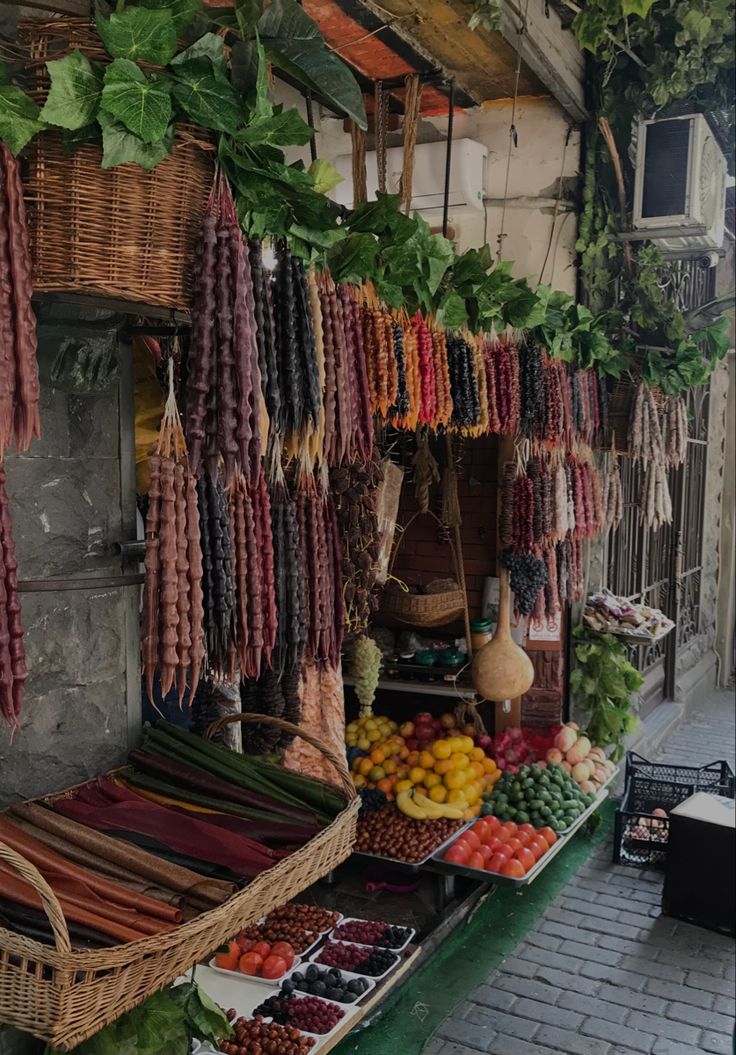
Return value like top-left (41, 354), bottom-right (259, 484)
top-left (424, 690), bottom-right (736, 1055)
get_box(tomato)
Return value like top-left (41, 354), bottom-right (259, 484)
top-left (214, 941), bottom-right (240, 971)
top-left (501, 859), bottom-right (526, 879)
top-left (506, 837), bottom-right (523, 855)
top-left (261, 954), bottom-right (288, 980)
top-left (251, 941), bottom-right (272, 960)
top-left (478, 844), bottom-right (493, 862)
top-left (518, 823), bottom-right (536, 838)
top-left (486, 853), bottom-right (507, 873)
top-left (516, 831), bottom-right (532, 847)
top-left (237, 937), bottom-right (255, 954)
top-left (538, 826), bottom-right (558, 847)
top-left (515, 847), bottom-right (536, 874)
top-left (453, 838), bottom-right (472, 856)
top-left (472, 820), bottom-right (492, 842)
top-left (487, 836), bottom-right (506, 855)
top-left (467, 851), bottom-right (485, 870)
top-left (495, 827), bottom-right (511, 843)
top-left (239, 952), bottom-right (264, 976)
top-left (529, 836), bottom-right (549, 861)
top-left (463, 830), bottom-right (481, 852)
top-left (445, 844), bottom-right (470, 865)
top-left (270, 941), bottom-right (295, 968)
top-left (501, 821), bottom-right (518, 837)
top-left (484, 815), bottom-right (502, 834)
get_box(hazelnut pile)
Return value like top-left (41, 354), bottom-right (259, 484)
top-left (355, 805), bottom-right (462, 863)
top-left (265, 903), bottom-right (340, 934)
top-left (219, 1015), bottom-right (315, 1055)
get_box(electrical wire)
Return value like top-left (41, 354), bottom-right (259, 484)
top-left (496, 0), bottom-right (532, 261)
top-left (538, 124), bottom-right (573, 284)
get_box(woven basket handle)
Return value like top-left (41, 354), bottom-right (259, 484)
top-left (0, 838), bottom-right (72, 954)
top-left (203, 712), bottom-right (356, 802)
top-left (387, 509), bottom-right (459, 579)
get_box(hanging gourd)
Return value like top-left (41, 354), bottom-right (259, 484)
top-left (471, 568), bottom-right (534, 702)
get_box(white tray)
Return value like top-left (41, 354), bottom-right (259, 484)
top-left (247, 918), bottom-right (323, 959)
top-left (257, 987), bottom-right (360, 1047)
top-left (309, 940), bottom-right (401, 981)
top-left (259, 910), bottom-right (344, 937)
top-left (329, 916), bottom-right (415, 953)
top-left (207, 954), bottom-right (302, 986)
top-left (282, 961), bottom-right (376, 1004)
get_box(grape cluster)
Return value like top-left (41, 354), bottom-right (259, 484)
top-left (350, 635), bottom-right (382, 716)
top-left (358, 788), bottom-right (388, 816)
top-left (501, 547), bottom-right (548, 616)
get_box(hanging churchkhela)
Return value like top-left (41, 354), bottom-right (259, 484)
top-left (142, 366), bottom-right (205, 706)
top-left (0, 145), bottom-right (40, 456)
top-left (330, 453), bottom-right (383, 635)
top-left (185, 174), bottom-right (262, 487)
top-left (630, 381), bottom-right (672, 531)
top-left (0, 465), bottom-right (25, 734)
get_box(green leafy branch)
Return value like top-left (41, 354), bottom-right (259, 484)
top-left (570, 624), bottom-right (642, 762)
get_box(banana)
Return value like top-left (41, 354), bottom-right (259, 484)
top-left (396, 789), bottom-right (430, 820)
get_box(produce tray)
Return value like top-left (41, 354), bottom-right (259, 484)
top-left (431, 791), bottom-right (610, 888)
top-left (251, 917), bottom-right (324, 959)
top-left (554, 766), bottom-right (619, 834)
top-left (258, 987), bottom-right (363, 1048)
top-left (281, 962), bottom-right (377, 1004)
top-left (351, 821), bottom-right (471, 873)
top-left (309, 941), bottom-right (402, 981)
top-left (207, 954), bottom-right (303, 986)
top-left (329, 917), bottom-right (415, 953)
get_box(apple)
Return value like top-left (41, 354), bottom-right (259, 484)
top-left (414, 712), bottom-right (433, 724)
top-left (440, 713), bottom-right (456, 729)
top-left (463, 723), bottom-right (477, 737)
top-left (405, 738), bottom-right (419, 751)
top-left (400, 722), bottom-right (415, 738)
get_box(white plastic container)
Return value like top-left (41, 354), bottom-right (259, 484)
top-left (330, 917), bottom-right (415, 953)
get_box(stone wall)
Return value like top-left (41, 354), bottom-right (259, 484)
top-left (0, 304), bottom-right (138, 807)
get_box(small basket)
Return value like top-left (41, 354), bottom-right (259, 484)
top-left (613, 753), bottom-right (734, 869)
top-left (379, 510), bottom-right (466, 628)
top-left (17, 18), bottom-right (214, 311)
top-left (0, 715), bottom-right (358, 1050)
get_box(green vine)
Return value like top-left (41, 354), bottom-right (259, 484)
top-left (570, 625), bottom-right (643, 762)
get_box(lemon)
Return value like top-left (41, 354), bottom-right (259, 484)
top-left (431, 739), bottom-right (452, 760)
top-left (429, 784), bottom-right (448, 803)
top-left (424, 772), bottom-right (442, 789)
top-left (447, 789), bottom-right (468, 806)
top-left (450, 752), bottom-right (470, 770)
top-left (445, 769), bottom-right (467, 790)
top-left (458, 736), bottom-right (475, 754)
top-left (409, 766), bottom-right (426, 784)
top-left (395, 779), bottom-right (414, 793)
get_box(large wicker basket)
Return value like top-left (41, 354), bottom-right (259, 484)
top-left (0, 715), bottom-right (358, 1050)
top-left (17, 18), bottom-right (214, 311)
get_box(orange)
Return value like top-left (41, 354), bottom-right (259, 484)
top-left (383, 760), bottom-right (397, 775)
top-left (464, 784), bottom-right (480, 806)
top-left (429, 784), bottom-right (448, 803)
top-left (448, 737), bottom-right (464, 753)
top-left (377, 778), bottom-right (393, 795)
top-left (444, 769), bottom-right (468, 791)
top-left (458, 736), bottom-right (475, 754)
top-left (470, 761), bottom-right (485, 779)
top-left (409, 766), bottom-right (426, 784)
top-left (358, 758), bottom-right (373, 777)
top-left (450, 752), bottom-right (470, 770)
top-left (406, 751), bottom-right (420, 767)
top-left (424, 772), bottom-right (442, 789)
top-left (419, 750), bottom-right (436, 770)
top-left (489, 769), bottom-right (502, 785)
top-left (434, 758), bottom-right (453, 775)
top-left (470, 747), bottom-right (485, 762)
top-left (370, 748), bottom-right (385, 765)
top-left (447, 789), bottom-right (468, 805)
top-left (482, 757), bottom-right (497, 774)
top-left (431, 739), bottom-right (452, 760)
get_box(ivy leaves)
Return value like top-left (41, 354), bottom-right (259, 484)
top-left (0, 86), bottom-right (46, 155)
top-left (95, 6), bottom-right (178, 66)
top-left (102, 60), bottom-right (172, 143)
top-left (570, 626), bottom-right (642, 762)
top-left (40, 50), bottom-right (103, 130)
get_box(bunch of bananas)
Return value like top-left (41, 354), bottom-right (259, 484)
top-left (396, 788), bottom-right (464, 821)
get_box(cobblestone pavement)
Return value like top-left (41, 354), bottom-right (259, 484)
top-left (424, 689), bottom-right (736, 1055)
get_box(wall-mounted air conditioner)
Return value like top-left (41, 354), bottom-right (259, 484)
top-left (332, 138), bottom-right (488, 213)
top-left (632, 113), bottom-right (729, 254)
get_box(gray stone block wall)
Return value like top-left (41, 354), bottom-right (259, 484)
top-left (0, 310), bottom-right (139, 806)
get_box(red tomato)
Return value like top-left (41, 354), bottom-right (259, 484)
top-left (214, 941), bottom-right (240, 971)
top-left (261, 954), bottom-right (288, 980)
top-left (529, 836), bottom-right (549, 861)
top-left (478, 844), bottom-right (493, 862)
top-left (497, 843), bottom-right (514, 862)
top-left (251, 941), bottom-right (271, 960)
top-left (486, 853), bottom-right (507, 873)
top-left (467, 851), bottom-right (485, 870)
top-left (464, 831), bottom-right (481, 852)
top-left (487, 837), bottom-right (506, 855)
top-left (502, 821), bottom-right (518, 837)
top-left (539, 826), bottom-right (558, 846)
top-left (270, 942), bottom-right (295, 968)
top-left (453, 838), bottom-right (472, 856)
top-left (239, 952), bottom-right (264, 976)
top-left (501, 859), bottom-right (525, 879)
top-left (506, 837), bottom-right (523, 855)
top-left (516, 847), bottom-right (536, 874)
top-left (445, 844), bottom-right (470, 865)
top-left (495, 827), bottom-right (511, 843)
top-left (516, 831), bottom-right (532, 848)
top-left (472, 820), bottom-right (492, 842)
top-left (237, 937), bottom-right (255, 954)
top-left (518, 823), bottom-right (536, 837)
top-left (484, 815), bottom-right (502, 834)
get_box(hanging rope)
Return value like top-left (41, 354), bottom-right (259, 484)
top-left (375, 80), bottom-right (389, 194)
top-left (400, 73), bottom-right (422, 214)
top-left (497, 0), bottom-right (531, 261)
top-left (350, 120), bottom-right (368, 207)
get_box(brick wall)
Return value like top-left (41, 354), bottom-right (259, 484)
top-left (384, 435), bottom-right (499, 624)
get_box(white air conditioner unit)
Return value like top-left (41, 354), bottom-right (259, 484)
top-left (632, 113), bottom-right (729, 253)
top-left (332, 138), bottom-right (488, 213)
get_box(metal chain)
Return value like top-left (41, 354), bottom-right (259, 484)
top-left (375, 80), bottom-right (388, 193)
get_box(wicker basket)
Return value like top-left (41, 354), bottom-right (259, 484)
top-left (17, 18), bottom-right (214, 311)
top-left (0, 715), bottom-right (358, 1050)
top-left (379, 510), bottom-right (466, 628)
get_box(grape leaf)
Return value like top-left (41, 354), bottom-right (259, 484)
top-left (140, 0), bottom-right (202, 34)
top-left (98, 110), bottom-right (174, 170)
top-left (309, 157), bottom-right (342, 194)
top-left (238, 105), bottom-right (314, 147)
top-left (0, 86), bottom-right (46, 155)
top-left (170, 32), bottom-right (227, 76)
top-left (621, 0), bottom-right (658, 17)
top-left (258, 0), bottom-right (366, 129)
top-left (101, 59), bottom-right (172, 144)
top-left (96, 7), bottom-right (178, 66)
top-left (40, 50), bottom-right (103, 131)
top-left (171, 58), bottom-right (244, 133)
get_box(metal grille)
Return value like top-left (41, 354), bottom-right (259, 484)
top-left (607, 258), bottom-right (714, 704)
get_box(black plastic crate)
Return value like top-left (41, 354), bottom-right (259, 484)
top-left (613, 754), bottom-right (735, 869)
